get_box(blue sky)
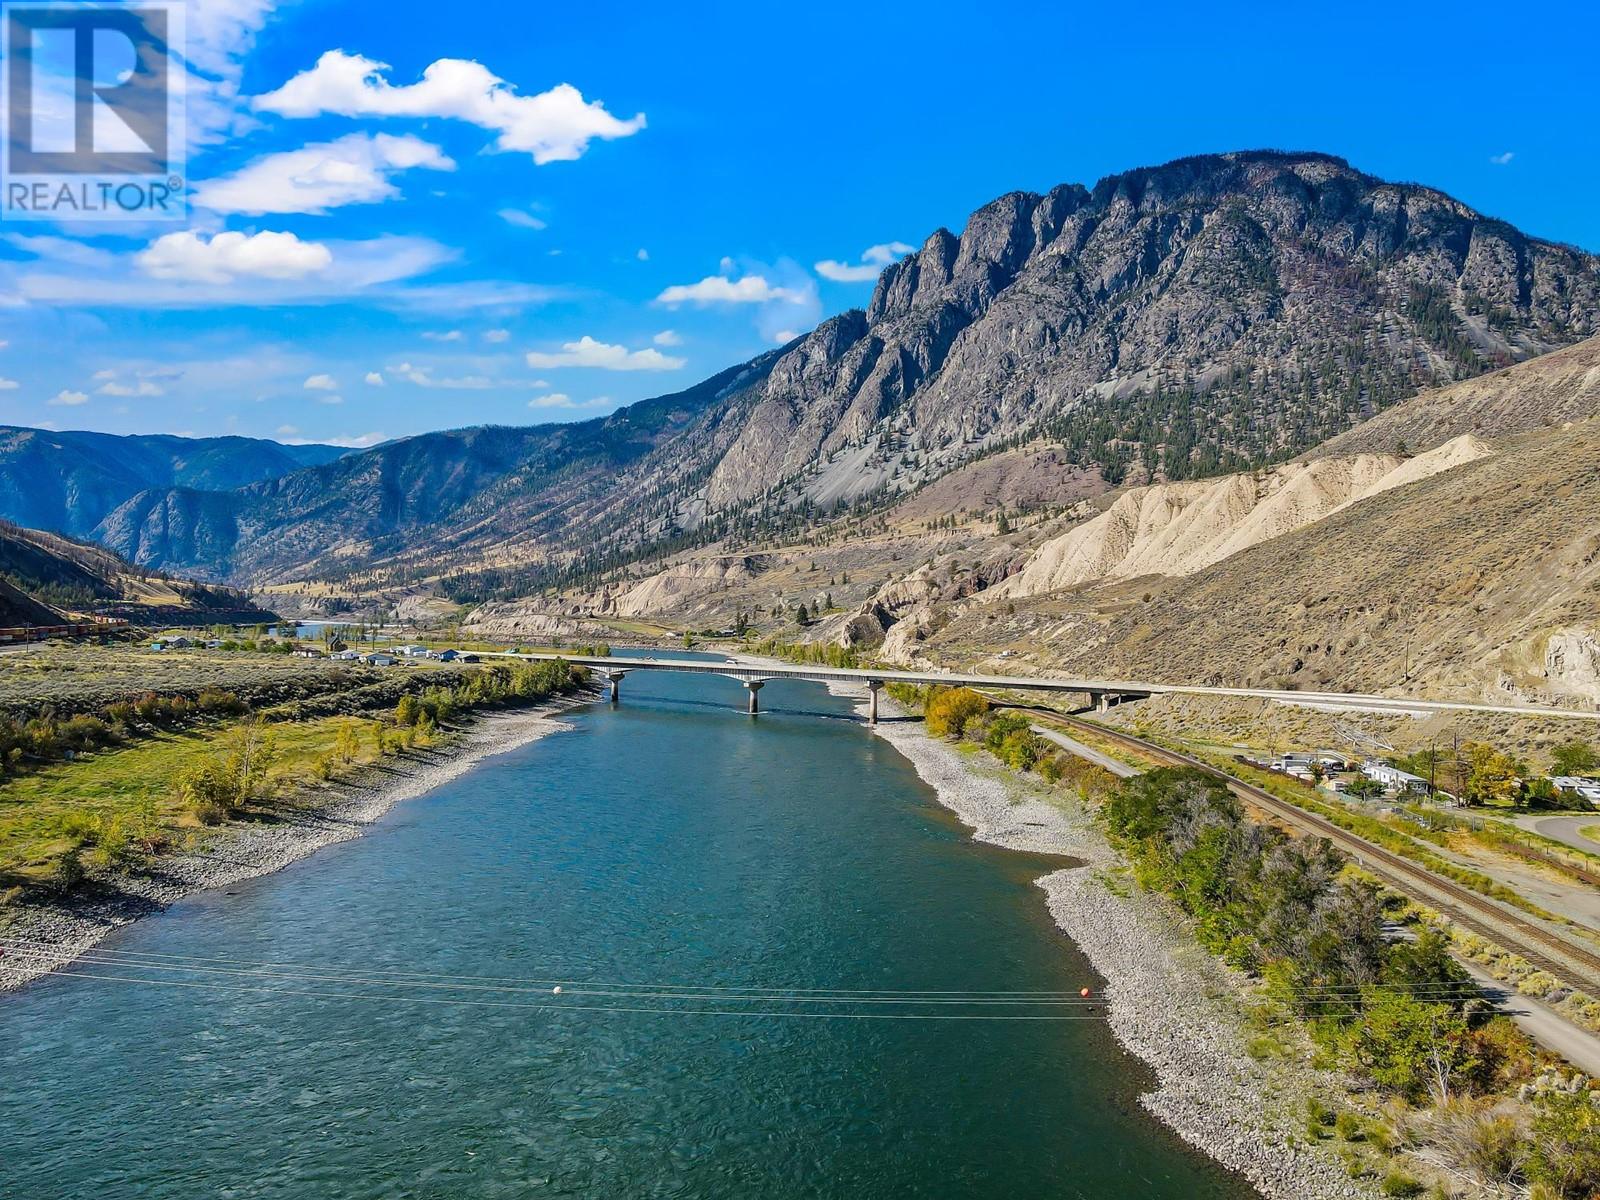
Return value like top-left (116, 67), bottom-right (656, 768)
top-left (2, 0), bottom-right (1597, 447)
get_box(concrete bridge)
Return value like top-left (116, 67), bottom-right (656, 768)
top-left (483, 653), bottom-right (1600, 725)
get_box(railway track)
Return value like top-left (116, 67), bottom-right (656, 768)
top-left (1012, 704), bottom-right (1600, 996)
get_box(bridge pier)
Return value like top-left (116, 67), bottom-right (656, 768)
top-left (1096, 691), bottom-right (1109, 713)
top-left (604, 669), bottom-right (627, 705)
top-left (867, 680), bottom-right (884, 725)
top-left (743, 680), bottom-right (765, 715)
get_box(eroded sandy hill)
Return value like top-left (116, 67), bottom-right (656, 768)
top-left (991, 435), bottom-right (1494, 600)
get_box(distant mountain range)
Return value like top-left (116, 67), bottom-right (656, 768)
top-left (0, 427), bottom-right (345, 539)
top-left (3, 150), bottom-right (1598, 593)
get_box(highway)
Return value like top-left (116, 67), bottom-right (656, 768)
top-left (489, 652), bottom-right (1600, 723)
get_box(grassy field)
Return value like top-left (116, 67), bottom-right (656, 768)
top-left (0, 714), bottom-right (391, 890)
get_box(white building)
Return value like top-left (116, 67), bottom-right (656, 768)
top-left (1360, 760), bottom-right (1429, 794)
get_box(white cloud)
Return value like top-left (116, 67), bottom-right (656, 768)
top-left (652, 329), bottom-right (681, 346)
top-left (90, 368), bottom-right (115, 381)
top-left (314, 431), bottom-right (386, 449)
top-left (0, 377), bottom-right (18, 390)
top-left (636, 248), bottom-right (649, 261)
top-left (524, 335), bottom-right (684, 371)
top-left (391, 362), bottom-right (495, 389)
top-left (1489, 151), bottom-right (1515, 165)
top-left (364, 371), bottom-right (385, 385)
top-left (422, 329), bottom-right (463, 342)
top-left (655, 274), bottom-right (803, 306)
top-left (48, 389), bottom-right (88, 406)
top-left (304, 373), bottom-right (338, 390)
top-left (528, 392), bottom-right (574, 408)
top-left (277, 424), bottom-right (300, 436)
top-left (195, 133), bottom-right (453, 215)
top-left (863, 241), bottom-right (915, 264)
top-left (15, 234), bottom-right (458, 308)
top-left (498, 208), bottom-right (548, 230)
top-left (315, 394), bottom-right (344, 406)
top-left (816, 241), bottom-right (915, 282)
top-left (97, 379), bottom-right (164, 397)
top-left (254, 51), bottom-right (646, 163)
top-left (773, 330), bottom-right (799, 344)
top-left (814, 260), bottom-right (878, 283)
top-left (483, 329), bottom-right (510, 343)
top-left (138, 230), bottom-right (334, 284)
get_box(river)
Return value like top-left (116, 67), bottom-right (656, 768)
top-left (1, 665), bottom-right (1255, 1199)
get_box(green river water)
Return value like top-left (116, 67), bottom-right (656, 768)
top-left (0, 663), bottom-right (1256, 1199)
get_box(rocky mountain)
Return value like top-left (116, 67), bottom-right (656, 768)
top-left (806, 339), bottom-right (1600, 707)
top-left (45, 151), bottom-right (1600, 591)
top-left (703, 150), bottom-right (1600, 509)
top-left (0, 426), bottom-right (345, 538)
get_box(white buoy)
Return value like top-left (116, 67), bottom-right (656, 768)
top-left (552, 986), bottom-right (562, 995)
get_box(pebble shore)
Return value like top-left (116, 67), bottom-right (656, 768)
top-left (0, 701), bottom-right (584, 993)
top-left (838, 684), bottom-right (1381, 1200)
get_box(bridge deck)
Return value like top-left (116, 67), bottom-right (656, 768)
top-left (485, 652), bottom-right (1600, 723)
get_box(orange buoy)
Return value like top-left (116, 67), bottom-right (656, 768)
top-left (1079, 987), bottom-right (1091, 998)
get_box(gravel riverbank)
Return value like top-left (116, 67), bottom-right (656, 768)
top-left (0, 697), bottom-right (590, 993)
top-left (827, 681), bottom-right (1380, 1200)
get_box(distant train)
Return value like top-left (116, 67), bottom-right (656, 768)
top-left (0, 619), bottom-right (130, 644)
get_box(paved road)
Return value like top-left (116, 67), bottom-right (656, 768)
top-left (1531, 816), bottom-right (1600, 857)
top-left (1457, 959), bottom-right (1600, 1076)
top-left (1034, 727), bottom-right (1138, 779)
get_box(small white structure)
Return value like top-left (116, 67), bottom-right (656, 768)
top-left (396, 645), bottom-right (430, 658)
top-left (330, 649), bottom-right (361, 661)
top-left (1361, 760), bottom-right (1429, 794)
top-left (364, 652), bottom-right (397, 667)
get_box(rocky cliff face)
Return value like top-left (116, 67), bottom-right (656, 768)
top-left (706, 151), bottom-right (1600, 508)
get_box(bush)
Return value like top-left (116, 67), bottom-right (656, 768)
top-left (1525, 1091), bottom-right (1600, 1198)
top-left (1380, 1168), bottom-right (1422, 1197)
top-left (1334, 1111), bottom-right (1365, 1141)
top-left (50, 848), bottom-right (85, 892)
top-left (924, 687), bottom-right (988, 740)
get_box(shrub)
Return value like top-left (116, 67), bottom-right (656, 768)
top-left (50, 848), bottom-right (85, 892)
top-left (1334, 1111), bottom-right (1365, 1141)
top-left (924, 687), bottom-right (989, 739)
top-left (1525, 1090), bottom-right (1600, 1198)
top-left (395, 694), bottom-right (422, 727)
top-left (1379, 1168), bottom-right (1422, 1197)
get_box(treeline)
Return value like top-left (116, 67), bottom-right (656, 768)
top-left (751, 638), bottom-right (861, 669)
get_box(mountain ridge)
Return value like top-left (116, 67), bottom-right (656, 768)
top-left (12, 150), bottom-right (1600, 592)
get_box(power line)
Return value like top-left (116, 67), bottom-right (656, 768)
top-left (9, 965), bottom-right (1116, 1021)
top-left (1, 938), bottom-right (1500, 1007)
